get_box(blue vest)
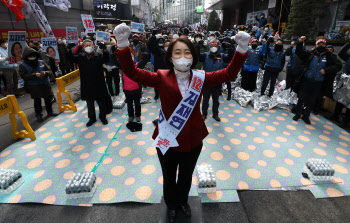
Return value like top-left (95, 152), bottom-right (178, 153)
top-left (265, 48), bottom-right (284, 69)
top-left (304, 54), bottom-right (327, 82)
top-left (287, 48), bottom-right (296, 71)
top-left (203, 54), bottom-right (224, 72)
top-left (21, 61), bottom-right (49, 86)
top-left (243, 49), bottom-right (261, 72)
top-left (343, 58), bottom-right (350, 74)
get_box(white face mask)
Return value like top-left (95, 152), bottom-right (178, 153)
top-left (40, 44), bottom-right (43, 48)
top-left (84, 46), bottom-right (94, 54)
top-left (210, 47), bottom-right (218, 53)
top-left (63, 40), bottom-right (67, 44)
top-left (4, 43), bottom-right (8, 49)
top-left (28, 56), bottom-right (37, 61)
top-left (172, 57), bottom-right (193, 72)
top-left (164, 47), bottom-right (168, 51)
top-left (265, 28), bottom-right (268, 31)
top-left (196, 38), bottom-right (201, 42)
top-left (159, 43), bottom-right (164, 47)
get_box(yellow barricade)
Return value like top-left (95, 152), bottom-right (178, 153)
top-left (0, 95), bottom-right (36, 141)
top-left (56, 70), bottom-right (80, 113)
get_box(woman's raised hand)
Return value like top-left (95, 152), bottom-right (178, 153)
top-left (113, 23), bottom-right (131, 48)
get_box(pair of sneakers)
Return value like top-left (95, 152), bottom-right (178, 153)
top-left (293, 115), bottom-right (311, 125)
top-left (128, 117), bottom-right (141, 122)
top-left (86, 118), bottom-right (108, 127)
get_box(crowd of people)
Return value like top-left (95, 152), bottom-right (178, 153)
top-left (0, 24), bottom-right (349, 127)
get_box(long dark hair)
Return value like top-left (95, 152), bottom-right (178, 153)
top-left (164, 36), bottom-right (198, 71)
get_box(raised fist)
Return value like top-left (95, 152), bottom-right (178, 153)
top-left (113, 23), bottom-right (131, 48)
top-left (233, 31), bottom-right (251, 53)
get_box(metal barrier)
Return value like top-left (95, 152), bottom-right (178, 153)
top-left (0, 95), bottom-right (36, 140)
top-left (56, 69), bottom-right (80, 113)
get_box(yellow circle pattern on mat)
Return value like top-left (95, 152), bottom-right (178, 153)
top-left (230, 162), bottom-right (239, 168)
top-left (257, 160), bottom-right (267, 167)
top-left (0, 150), bottom-right (11, 157)
top-left (248, 145), bottom-right (256, 150)
top-left (332, 164), bottom-right (348, 174)
top-left (336, 148), bottom-right (349, 155)
top-left (238, 181), bottom-right (249, 189)
top-left (132, 157), bottom-right (141, 165)
top-left (230, 138), bottom-right (241, 145)
top-left (216, 170), bottom-right (230, 180)
top-left (125, 177), bottom-right (135, 186)
top-left (34, 170), bottom-right (45, 178)
top-left (126, 134), bottom-right (137, 140)
top-left (158, 176), bottom-right (163, 184)
top-left (84, 162), bottom-right (97, 172)
top-left (34, 179), bottom-right (52, 191)
top-left (300, 178), bottom-right (313, 186)
top-left (254, 137), bottom-right (264, 143)
top-left (43, 195), bottom-right (56, 204)
top-left (223, 145), bottom-right (231, 151)
top-left (284, 158), bottom-right (294, 165)
top-left (99, 188), bottom-right (117, 201)
top-left (142, 165), bottom-right (156, 174)
top-left (22, 144), bottom-right (36, 149)
top-left (63, 171), bottom-right (74, 179)
top-left (276, 137), bottom-right (287, 142)
top-left (246, 169), bottom-right (261, 179)
top-left (313, 148), bottom-right (327, 156)
top-left (289, 149), bottom-right (301, 157)
top-left (146, 147), bottom-right (157, 155)
top-left (55, 159), bottom-right (70, 169)
top-left (339, 135), bottom-right (350, 141)
top-left (245, 126), bottom-right (255, 132)
top-left (270, 179), bottom-right (281, 188)
top-left (47, 145), bottom-right (60, 151)
top-left (237, 152), bottom-right (250, 160)
top-left (263, 150), bottom-right (276, 158)
top-left (119, 147), bottom-right (132, 157)
top-left (135, 186), bottom-right (152, 200)
top-left (8, 194), bottom-right (21, 203)
top-left (207, 138), bottom-right (217, 144)
top-left (27, 158), bottom-right (43, 169)
top-left (207, 190), bottom-right (223, 201)
top-left (111, 166), bottom-right (125, 176)
top-left (276, 167), bottom-right (290, 177)
top-left (326, 188), bottom-right (343, 197)
top-left (211, 152), bottom-right (223, 161)
top-left (72, 145), bottom-right (85, 152)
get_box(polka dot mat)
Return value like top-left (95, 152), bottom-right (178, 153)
top-left (0, 89), bottom-right (349, 205)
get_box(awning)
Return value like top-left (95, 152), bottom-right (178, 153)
top-left (208, 0), bottom-right (244, 10)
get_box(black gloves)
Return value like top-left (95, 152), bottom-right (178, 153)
top-left (98, 42), bottom-right (107, 50)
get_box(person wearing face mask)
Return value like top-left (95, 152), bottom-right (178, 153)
top-left (241, 38), bottom-right (268, 92)
top-left (192, 33), bottom-right (207, 69)
top-left (0, 38), bottom-right (18, 96)
top-left (57, 37), bottom-right (73, 76)
top-left (114, 23), bottom-right (250, 223)
top-left (293, 37), bottom-right (338, 124)
top-left (71, 39), bottom-right (110, 127)
top-left (130, 34), bottom-right (147, 63)
top-left (19, 47), bottom-right (58, 122)
top-left (255, 13), bottom-right (267, 28)
top-left (199, 41), bottom-right (235, 121)
top-left (261, 38), bottom-right (285, 97)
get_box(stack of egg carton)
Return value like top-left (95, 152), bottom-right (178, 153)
top-left (0, 169), bottom-right (24, 194)
top-left (65, 172), bottom-right (97, 199)
top-left (113, 100), bottom-right (126, 114)
top-left (196, 165), bottom-right (216, 193)
top-left (305, 159), bottom-right (335, 181)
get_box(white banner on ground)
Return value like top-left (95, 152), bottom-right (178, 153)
top-left (44, 0), bottom-right (71, 12)
top-left (22, 0), bottom-right (55, 37)
top-left (41, 37), bottom-right (60, 62)
top-left (8, 31), bottom-right (26, 64)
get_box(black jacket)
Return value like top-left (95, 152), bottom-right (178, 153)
top-left (72, 46), bottom-right (109, 100)
top-left (147, 36), bottom-right (167, 71)
top-left (295, 42), bottom-right (339, 82)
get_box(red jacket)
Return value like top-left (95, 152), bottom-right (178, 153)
top-left (116, 47), bottom-right (247, 152)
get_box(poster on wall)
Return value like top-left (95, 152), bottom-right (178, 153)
top-left (96, 31), bottom-right (110, 42)
top-left (130, 22), bottom-right (145, 33)
top-left (41, 37), bottom-right (60, 62)
top-left (268, 0), bottom-right (277, 9)
top-left (246, 10), bottom-right (268, 25)
top-left (8, 31), bottom-right (26, 64)
top-left (66, 27), bottom-right (79, 44)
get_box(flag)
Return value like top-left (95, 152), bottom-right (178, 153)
top-left (2, 0), bottom-right (24, 22)
top-left (43, 0), bottom-right (71, 12)
top-left (22, 0), bottom-right (55, 37)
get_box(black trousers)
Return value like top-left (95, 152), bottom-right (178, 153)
top-left (157, 142), bottom-right (203, 210)
top-left (241, 69), bottom-right (258, 92)
top-left (334, 102), bottom-right (350, 122)
top-left (125, 92), bottom-right (141, 118)
top-left (286, 69), bottom-right (297, 91)
top-left (0, 75), bottom-right (7, 93)
top-left (202, 85), bottom-right (220, 116)
top-left (154, 88), bottom-right (159, 100)
top-left (34, 96), bottom-right (53, 116)
top-left (105, 68), bottom-right (120, 96)
top-left (296, 79), bottom-right (323, 118)
top-left (226, 81), bottom-right (232, 97)
top-left (261, 67), bottom-right (280, 97)
top-left (86, 98), bottom-right (107, 121)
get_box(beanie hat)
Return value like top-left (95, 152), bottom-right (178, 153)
top-left (316, 39), bottom-right (327, 45)
top-left (209, 41), bottom-right (219, 47)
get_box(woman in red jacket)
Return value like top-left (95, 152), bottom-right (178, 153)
top-left (114, 23), bottom-right (250, 222)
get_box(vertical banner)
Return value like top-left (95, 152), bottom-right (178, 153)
top-left (130, 22), bottom-right (145, 33)
top-left (8, 31), bottom-right (26, 64)
top-left (96, 31), bottom-right (110, 42)
top-left (81, 14), bottom-right (95, 33)
top-left (66, 27), bottom-right (79, 44)
top-left (41, 37), bottom-right (60, 62)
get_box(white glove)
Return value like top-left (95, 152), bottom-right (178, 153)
top-left (233, 31), bottom-right (251, 54)
top-left (113, 23), bottom-right (131, 48)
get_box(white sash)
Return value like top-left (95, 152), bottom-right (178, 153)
top-left (152, 69), bottom-right (205, 155)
